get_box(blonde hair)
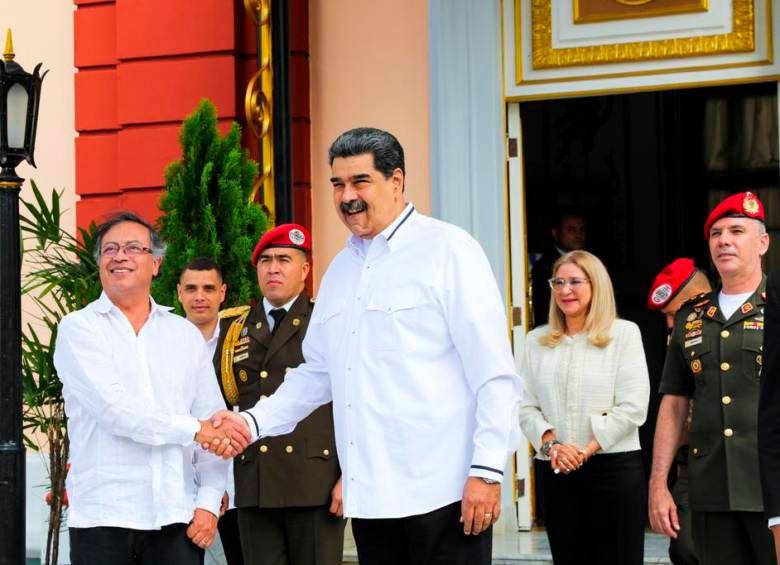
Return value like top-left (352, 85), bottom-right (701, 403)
top-left (540, 250), bottom-right (616, 348)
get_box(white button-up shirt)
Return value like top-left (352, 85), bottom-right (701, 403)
top-left (242, 204), bottom-right (522, 518)
top-left (54, 293), bottom-right (229, 529)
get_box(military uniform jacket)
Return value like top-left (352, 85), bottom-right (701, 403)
top-left (215, 293), bottom-right (340, 509)
top-left (660, 279), bottom-right (766, 512)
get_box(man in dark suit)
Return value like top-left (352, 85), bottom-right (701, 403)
top-left (759, 268), bottom-right (780, 563)
top-left (531, 209), bottom-right (586, 327)
top-left (216, 224), bottom-right (344, 565)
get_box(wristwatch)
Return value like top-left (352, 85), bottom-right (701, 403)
top-left (479, 477), bottom-right (500, 485)
top-left (541, 439), bottom-right (562, 458)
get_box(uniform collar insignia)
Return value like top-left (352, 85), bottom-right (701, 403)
top-left (741, 302), bottom-right (754, 315)
top-left (706, 306), bottom-right (718, 318)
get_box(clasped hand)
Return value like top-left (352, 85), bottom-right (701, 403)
top-left (197, 411), bottom-right (252, 459)
top-left (550, 443), bottom-right (589, 474)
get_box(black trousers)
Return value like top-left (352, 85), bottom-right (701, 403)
top-left (691, 510), bottom-right (775, 565)
top-left (539, 450), bottom-right (646, 565)
top-left (669, 465), bottom-right (698, 565)
top-left (350, 500), bottom-right (492, 565)
top-left (69, 523), bottom-right (203, 565)
top-left (237, 504), bottom-right (345, 565)
top-left (218, 508), bottom-right (244, 565)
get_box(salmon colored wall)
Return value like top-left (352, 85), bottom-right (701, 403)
top-left (0, 2), bottom-right (76, 235)
top-left (308, 0), bottom-right (431, 286)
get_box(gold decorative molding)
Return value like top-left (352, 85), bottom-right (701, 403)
top-left (244, 0), bottom-right (276, 222)
top-left (531, 0), bottom-right (754, 70)
top-left (573, 0), bottom-right (708, 24)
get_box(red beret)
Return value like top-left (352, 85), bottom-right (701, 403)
top-left (647, 258), bottom-right (697, 311)
top-left (251, 223), bottom-right (311, 266)
top-left (703, 191), bottom-right (765, 239)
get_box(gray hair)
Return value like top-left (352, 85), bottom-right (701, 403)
top-left (92, 211), bottom-right (166, 262)
top-left (328, 127), bottom-right (405, 179)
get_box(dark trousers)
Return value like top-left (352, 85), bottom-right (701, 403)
top-left (69, 523), bottom-right (203, 565)
top-left (237, 505), bottom-right (345, 565)
top-left (350, 500), bottom-right (492, 565)
top-left (669, 465), bottom-right (698, 565)
top-left (539, 450), bottom-right (646, 565)
top-left (691, 510), bottom-right (775, 565)
top-left (219, 508), bottom-right (244, 565)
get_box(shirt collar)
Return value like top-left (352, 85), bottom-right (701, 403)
top-left (263, 295), bottom-right (299, 316)
top-left (94, 291), bottom-right (173, 317)
top-left (205, 319), bottom-right (221, 345)
top-left (346, 202), bottom-right (416, 258)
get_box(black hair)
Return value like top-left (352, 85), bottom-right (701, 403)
top-left (180, 257), bottom-right (223, 281)
top-left (328, 127), bottom-right (405, 179)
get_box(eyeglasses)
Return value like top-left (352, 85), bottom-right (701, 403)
top-left (548, 277), bottom-right (590, 291)
top-left (100, 242), bottom-right (153, 257)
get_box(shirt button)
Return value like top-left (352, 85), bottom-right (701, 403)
top-left (260, 370), bottom-right (268, 379)
top-left (720, 362), bottom-right (730, 371)
top-left (259, 445), bottom-right (268, 453)
top-left (692, 448), bottom-right (699, 455)
top-left (721, 330), bottom-right (730, 339)
top-left (724, 428), bottom-right (734, 438)
top-left (722, 396), bottom-right (732, 405)
top-left (323, 449), bottom-right (330, 456)
top-left (285, 445), bottom-right (294, 454)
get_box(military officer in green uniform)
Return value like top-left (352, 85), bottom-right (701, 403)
top-left (649, 192), bottom-right (775, 565)
top-left (216, 223), bottom-right (345, 565)
top-left (647, 257), bottom-right (713, 565)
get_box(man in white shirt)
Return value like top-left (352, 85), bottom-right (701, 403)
top-left (208, 128), bottom-right (521, 564)
top-left (54, 212), bottom-right (250, 565)
top-left (177, 258), bottom-right (243, 565)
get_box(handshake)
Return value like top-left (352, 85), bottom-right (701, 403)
top-left (196, 410), bottom-right (252, 459)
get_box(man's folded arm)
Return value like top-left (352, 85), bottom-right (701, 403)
top-left (54, 315), bottom-right (199, 446)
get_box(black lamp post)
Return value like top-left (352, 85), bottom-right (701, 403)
top-left (0, 29), bottom-right (45, 565)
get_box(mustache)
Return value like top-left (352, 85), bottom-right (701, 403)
top-left (340, 199), bottom-right (368, 215)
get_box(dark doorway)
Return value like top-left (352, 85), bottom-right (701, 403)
top-left (520, 81), bottom-right (780, 523)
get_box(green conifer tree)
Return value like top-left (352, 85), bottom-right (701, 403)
top-left (153, 99), bottom-right (267, 310)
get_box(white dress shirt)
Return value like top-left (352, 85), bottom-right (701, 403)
top-left (241, 204), bottom-right (522, 518)
top-left (518, 320), bottom-right (650, 456)
top-left (54, 293), bottom-right (229, 529)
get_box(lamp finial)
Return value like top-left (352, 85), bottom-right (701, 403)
top-left (3, 29), bottom-right (14, 62)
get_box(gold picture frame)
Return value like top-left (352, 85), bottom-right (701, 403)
top-left (531, 0), bottom-right (754, 70)
top-left (573, 0), bottom-right (708, 25)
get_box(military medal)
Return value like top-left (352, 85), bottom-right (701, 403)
top-left (687, 313), bottom-right (697, 322)
top-left (691, 359), bottom-right (702, 375)
top-left (239, 369), bottom-right (248, 382)
top-left (256, 321), bottom-right (262, 329)
top-left (241, 326), bottom-right (249, 337)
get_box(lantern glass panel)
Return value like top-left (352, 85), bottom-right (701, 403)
top-left (7, 83), bottom-right (28, 149)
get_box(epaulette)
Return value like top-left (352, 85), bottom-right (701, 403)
top-left (219, 305), bottom-right (251, 319)
top-left (680, 292), bottom-right (710, 310)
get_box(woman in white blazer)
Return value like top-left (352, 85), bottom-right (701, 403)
top-left (519, 250), bottom-right (650, 565)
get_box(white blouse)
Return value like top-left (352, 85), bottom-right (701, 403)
top-left (518, 319), bottom-right (650, 457)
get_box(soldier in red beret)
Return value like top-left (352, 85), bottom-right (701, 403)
top-left (215, 223), bottom-right (345, 565)
top-left (651, 192), bottom-right (774, 565)
top-left (648, 258), bottom-right (712, 565)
